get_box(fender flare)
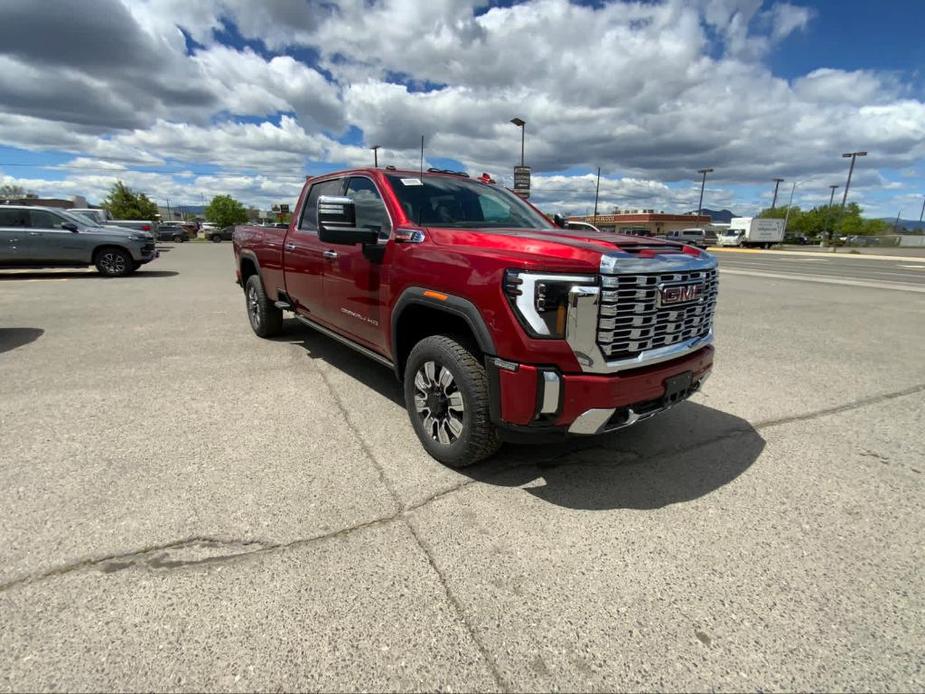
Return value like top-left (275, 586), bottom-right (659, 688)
top-left (238, 250), bottom-right (261, 280)
top-left (391, 287), bottom-right (497, 362)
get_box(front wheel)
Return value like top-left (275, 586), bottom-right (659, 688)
top-left (95, 248), bottom-right (134, 276)
top-left (173, 235), bottom-right (184, 243)
top-left (403, 335), bottom-right (501, 468)
top-left (211, 235), bottom-right (222, 243)
top-left (244, 275), bottom-right (282, 338)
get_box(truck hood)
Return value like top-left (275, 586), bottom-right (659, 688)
top-left (423, 225), bottom-right (698, 271)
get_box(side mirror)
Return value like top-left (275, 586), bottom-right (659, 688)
top-left (317, 196), bottom-right (378, 245)
top-left (62, 222), bottom-right (79, 233)
top-left (552, 213), bottom-right (567, 228)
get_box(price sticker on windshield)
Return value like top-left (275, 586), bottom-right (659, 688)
top-left (400, 178), bottom-right (423, 186)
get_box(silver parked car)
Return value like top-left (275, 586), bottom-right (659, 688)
top-left (0, 206), bottom-right (159, 276)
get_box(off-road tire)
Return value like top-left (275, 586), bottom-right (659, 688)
top-left (94, 247), bottom-right (134, 277)
top-left (403, 334), bottom-right (501, 468)
top-left (244, 274), bottom-right (283, 338)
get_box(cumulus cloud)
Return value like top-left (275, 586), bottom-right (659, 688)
top-left (0, 0), bottom-right (919, 217)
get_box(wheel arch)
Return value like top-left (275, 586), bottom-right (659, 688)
top-left (391, 288), bottom-right (496, 379)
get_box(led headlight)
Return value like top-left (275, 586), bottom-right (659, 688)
top-left (504, 270), bottom-right (597, 339)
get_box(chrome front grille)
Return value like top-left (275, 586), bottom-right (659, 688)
top-left (597, 268), bottom-right (718, 359)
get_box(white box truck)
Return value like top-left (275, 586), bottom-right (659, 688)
top-left (716, 217), bottom-right (785, 248)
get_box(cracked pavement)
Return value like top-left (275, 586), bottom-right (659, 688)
top-left (0, 245), bottom-right (923, 691)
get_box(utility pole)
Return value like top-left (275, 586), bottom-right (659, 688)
top-left (697, 168), bottom-right (714, 217)
top-left (783, 181), bottom-right (797, 235)
top-left (827, 185), bottom-right (839, 247)
top-left (770, 178), bottom-right (784, 209)
top-left (893, 209), bottom-right (903, 234)
top-left (919, 196), bottom-right (924, 223)
top-left (166, 197), bottom-right (171, 220)
top-left (840, 151), bottom-right (867, 208)
top-left (828, 184), bottom-right (839, 207)
top-left (371, 145), bottom-right (381, 168)
top-left (593, 167), bottom-right (601, 218)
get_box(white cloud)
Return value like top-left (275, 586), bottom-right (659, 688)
top-left (0, 0), bottom-right (920, 218)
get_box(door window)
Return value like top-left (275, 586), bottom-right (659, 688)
top-left (0, 209), bottom-right (29, 227)
top-left (298, 179), bottom-right (343, 232)
top-left (345, 177), bottom-right (392, 240)
top-left (28, 210), bottom-right (67, 229)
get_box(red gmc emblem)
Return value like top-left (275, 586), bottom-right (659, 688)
top-left (658, 282), bottom-right (704, 306)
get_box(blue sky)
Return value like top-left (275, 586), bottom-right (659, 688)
top-left (0, 0), bottom-right (922, 220)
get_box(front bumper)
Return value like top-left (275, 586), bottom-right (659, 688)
top-left (488, 345), bottom-right (713, 440)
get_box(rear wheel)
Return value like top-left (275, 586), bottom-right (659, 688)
top-left (244, 274), bottom-right (282, 338)
top-left (173, 235), bottom-right (184, 243)
top-left (403, 335), bottom-right (501, 468)
top-left (95, 248), bottom-right (134, 276)
top-left (211, 234), bottom-right (222, 243)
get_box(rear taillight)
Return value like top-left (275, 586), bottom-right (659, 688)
top-left (142, 225), bottom-right (151, 231)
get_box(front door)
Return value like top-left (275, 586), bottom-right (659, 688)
top-left (25, 209), bottom-right (87, 262)
top-left (283, 177), bottom-right (343, 318)
top-left (321, 175), bottom-right (392, 353)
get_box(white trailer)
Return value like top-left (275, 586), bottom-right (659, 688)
top-left (717, 217), bottom-right (785, 248)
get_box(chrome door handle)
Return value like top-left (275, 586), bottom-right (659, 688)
top-left (285, 243), bottom-right (297, 251)
top-left (322, 250), bottom-right (338, 260)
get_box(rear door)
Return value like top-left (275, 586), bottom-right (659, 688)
top-left (0, 208), bottom-right (29, 263)
top-left (284, 177), bottom-right (343, 317)
top-left (320, 175), bottom-right (393, 351)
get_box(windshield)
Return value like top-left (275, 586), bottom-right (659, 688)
top-left (722, 230), bottom-right (741, 236)
top-left (386, 174), bottom-right (550, 230)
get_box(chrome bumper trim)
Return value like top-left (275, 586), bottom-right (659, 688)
top-left (540, 371), bottom-right (560, 415)
top-left (567, 408), bottom-right (615, 435)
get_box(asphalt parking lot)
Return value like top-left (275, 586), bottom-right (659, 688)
top-left (1, 244), bottom-right (923, 691)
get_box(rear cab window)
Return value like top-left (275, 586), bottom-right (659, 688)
top-left (0, 209), bottom-right (29, 228)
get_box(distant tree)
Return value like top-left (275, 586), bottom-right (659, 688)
top-left (103, 181), bottom-right (159, 220)
top-left (205, 195), bottom-right (248, 229)
top-left (0, 183), bottom-right (27, 198)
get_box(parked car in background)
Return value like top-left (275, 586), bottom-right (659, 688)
top-left (68, 208), bottom-right (111, 225)
top-left (208, 226), bottom-right (235, 243)
top-left (157, 221), bottom-right (194, 242)
top-left (0, 206), bottom-right (158, 275)
top-left (564, 220), bottom-right (601, 232)
top-left (784, 233), bottom-right (810, 245)
top-left (665, 228), bottom-right (709, 248)
top-left (108, 219), bottom-right (158, 235)
top-left (619, 227), bottom-right (653, 237)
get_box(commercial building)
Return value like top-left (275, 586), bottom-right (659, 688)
top-left (568, 211), bottom-right (712, 237)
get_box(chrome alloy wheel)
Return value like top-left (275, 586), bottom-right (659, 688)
top-left (99, 251), bottom-right (127, 275)
top-left (413, 360), bottom-right (465, 445)
top-left (246, 284), bottom-right (261, 330)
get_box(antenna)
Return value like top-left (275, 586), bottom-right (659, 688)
top-left (419, 135), bottom-right (424, 180)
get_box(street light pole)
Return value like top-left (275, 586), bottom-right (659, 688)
top-left (840, 151), bottom-right (867, 208)
top-left (371, 145), bottom-right (381, 168)
top-left (593, 167), bottom-right (601, 218)
top-left (510, 117), bottom-right (525, 166)
top-left (771, 178), bottom-right (784, 209)
top-left (828, 184), bottom-right (839, 207)
top-left (919, 196), bottom-right (924, 223)
top-left (697, 168), bottom-right (714, 217)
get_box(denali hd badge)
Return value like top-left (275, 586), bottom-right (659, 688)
top-left (658, 282), bottom-right (704, 306)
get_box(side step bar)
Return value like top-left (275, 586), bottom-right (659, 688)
top-left (294, 315), bottom-right (394, 370)
top-left (273, 290), bottom-right (294, 310)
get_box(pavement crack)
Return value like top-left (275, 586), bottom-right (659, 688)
top-left (403, 516), bottom-right (508, 692)
top-left (753, 383), bottom-right (925, 430)
top-left (306, 355), bottom-right (403, 514)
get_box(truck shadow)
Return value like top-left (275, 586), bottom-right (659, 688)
top-left (278, 319), bottom-right (764, 510)
top-left (0, 327), bottom-right (44, 354)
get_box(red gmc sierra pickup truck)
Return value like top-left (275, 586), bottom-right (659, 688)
top-left (233, 167), bottom-right (717, 467)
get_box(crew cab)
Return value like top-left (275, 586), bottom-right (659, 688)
top-left (0, 205), bottom-right (158, 276)
top-left (233, 168), bottom-right (717, 467)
